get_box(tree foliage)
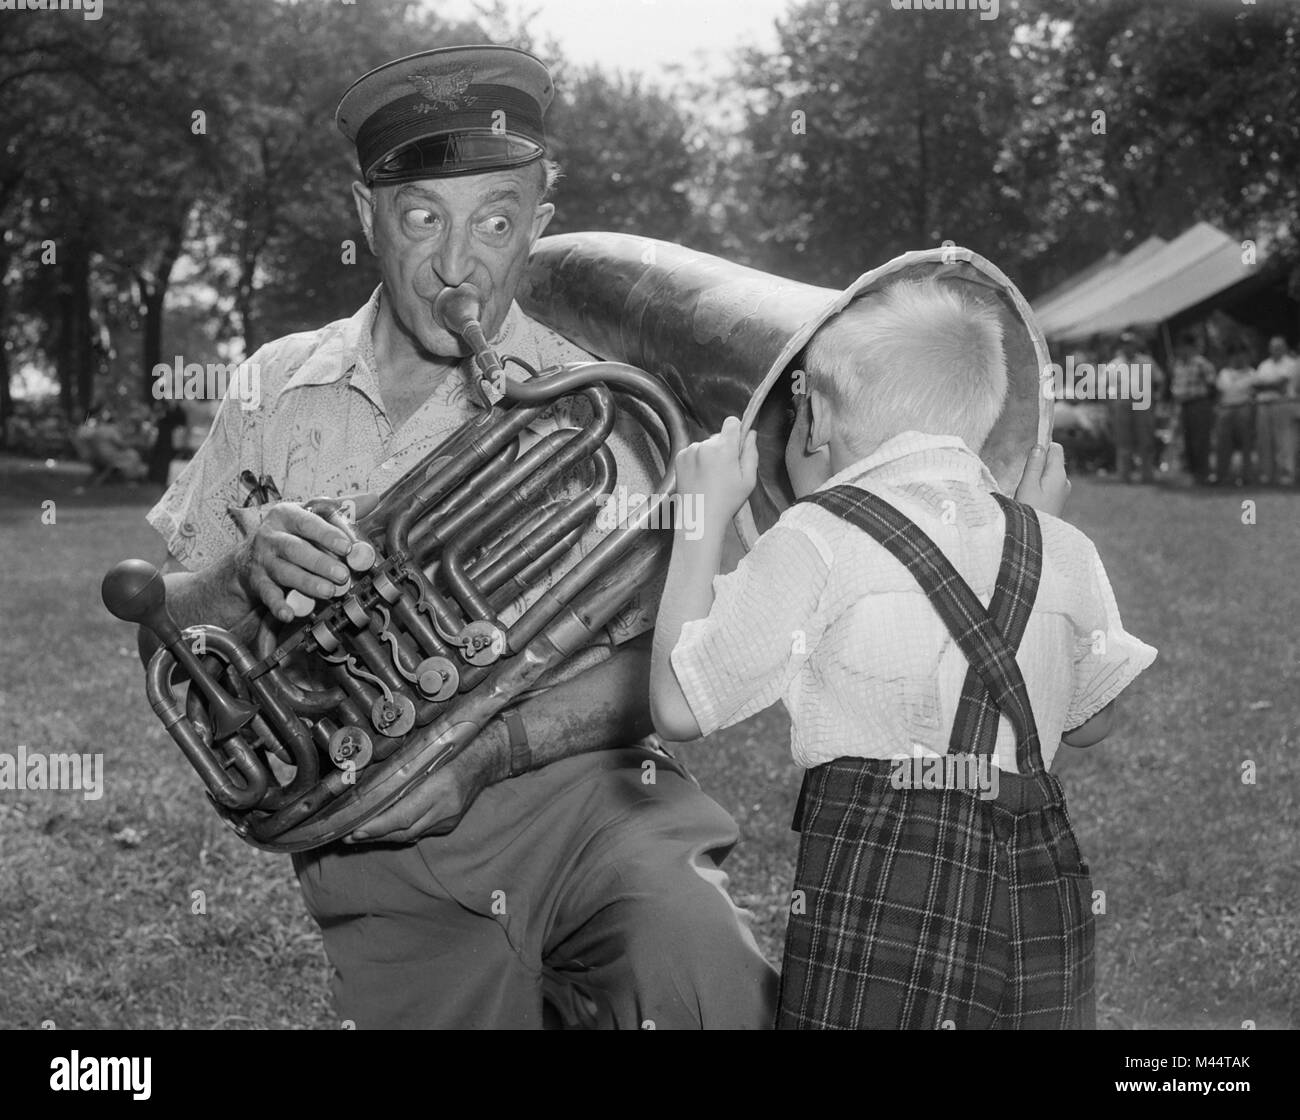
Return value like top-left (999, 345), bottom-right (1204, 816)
top-left (1, 0), bottom-right (1297, 443)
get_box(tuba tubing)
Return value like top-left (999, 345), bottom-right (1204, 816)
top-left (103, 286), bottom-right (690, 851)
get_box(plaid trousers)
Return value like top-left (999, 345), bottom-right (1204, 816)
top-left (776, 488), bottom-right (1096, 1030)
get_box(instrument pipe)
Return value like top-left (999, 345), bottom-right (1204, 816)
top-left (472, 448), bottom-right (615, 592)
top-left (420, 437), bottom-right (520, 528)
top-left (242, 531), bottom-right (668, 850)
top-left (485, 524), bottom-right (588, 613)
top-left (418, 428), bottom-right (585, 556)
top-left (411, 388), bottom-right (611, 561)
top-left (146, 652), bottom-right (268, 810)
top-left (388, 405), bottom-right (544, 557)
top-left (200, 627), bottom-right (320, 795)
top-left (503, 364), bottom-right (688, 651)
top-left (439, 418), bottom-right (615, 625)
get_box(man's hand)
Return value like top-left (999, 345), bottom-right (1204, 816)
top-left (1014, 442), bottom-right (1071, 518)
top-left (673, 415), bottom-right (759, 527)
top-left (234, 494), bottom-right (380, 623)
top-left (344, 721), bottom-right (509, 845)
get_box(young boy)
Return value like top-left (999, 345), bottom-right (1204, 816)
top-left (650, 278), bottom-right (1157, 1030)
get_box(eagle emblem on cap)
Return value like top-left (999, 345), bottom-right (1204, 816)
top-left (407, 66), bottom-right (477, 112)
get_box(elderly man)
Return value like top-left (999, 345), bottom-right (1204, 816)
top-left (1252, 335), bottom-right (1299, 485)
top-left (141, 45), bottom-right (777, 1029)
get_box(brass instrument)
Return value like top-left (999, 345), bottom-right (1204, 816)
top-left (102, 235), bottom-right (1051, 853)
top-left (519, 235), bottom-right (1053, 547)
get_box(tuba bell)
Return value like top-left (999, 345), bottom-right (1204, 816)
top-left (519, 234), bottom-right (1054, 547)
top-left (103, 235), bottom-right (1051, 852)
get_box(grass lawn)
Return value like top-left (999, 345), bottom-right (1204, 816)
top-left (1, 456), bottom-right (1297, 1029)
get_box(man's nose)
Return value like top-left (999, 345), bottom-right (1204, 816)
top-left (433, 225), bottom-right (475, 289)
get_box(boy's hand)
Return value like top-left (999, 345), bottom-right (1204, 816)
top-left (673, 416), bottom-right (759, 527)
top-left (1014, 442), bottom-right (1071, 518)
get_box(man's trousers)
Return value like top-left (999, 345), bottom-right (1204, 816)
top-left (1178, 397), bottom-right (1215, 483)
top-left (1110, 398), bottom-right (1156, 482)
top-left (293, 743), bottom-right (778, 1028)
top-left (1214, 403), bottom-right (1256, 484)
top-left (1254, 399), bottom-right (1297, 484)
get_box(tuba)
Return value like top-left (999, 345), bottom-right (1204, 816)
top-left (102, 234), bottom-right (1051, 852)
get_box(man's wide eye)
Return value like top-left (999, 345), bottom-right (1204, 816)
top-left (405, 209), bottom-right (439, 229)
top-left (479, 215), bottom-right (511, 237)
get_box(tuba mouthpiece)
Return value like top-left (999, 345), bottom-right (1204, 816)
top-left (433, 284), bottom-right (504, 405)
top-left (433, 284), bottom-right (484, 333)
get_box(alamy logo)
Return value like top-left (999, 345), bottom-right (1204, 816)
top-left (152, 357), bottom-right (262, 411)
top-left (595, 487), bottom-right (702, 539)
top-left (1042, 357), bottom-right (1153, 411)
top-left (0, 0), bottom-right (102, 20)
top-left (50, 1052), bottom-right (151, 1101)
top-left (890, 750), bottom-right (1000, 800)
top-left (890, 0), bottom-right (999, 20)
top-left (0, 744), bottom-right (103, 800)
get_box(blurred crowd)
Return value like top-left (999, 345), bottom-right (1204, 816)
top-left (1054, 331), bottom-right (1300, 487)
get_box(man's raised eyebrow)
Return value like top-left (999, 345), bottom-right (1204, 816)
top-left (392, 184), bottom-right (446, 207)
top-left (390, 184), bottom-right (525, 207)
top-left (478, 186), bottom-right (524, 206)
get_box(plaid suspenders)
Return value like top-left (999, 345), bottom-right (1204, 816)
top-left (777, 486), bottom-right (1096, 1029)
top-left (799, 485), bottom-right (1048, 779)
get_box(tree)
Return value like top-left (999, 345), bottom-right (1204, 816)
top-left (544, 66), bottom-right (695, 243)
top-left (1020, 0), bottom-right (1300, 294)
top-left (197, 0), bottom-right (487, 349)
top-left (732, 0), bottom-right (1035, 287)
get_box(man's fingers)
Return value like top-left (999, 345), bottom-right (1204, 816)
top-left (266, 555), bottom-right (345, 601)
top-left (354, 808), bottom-right (458, 846)
top-left (278, 534), bottom-right (350, 585)
top-left (347, 801), bottom-right (418, 843)
top-left (348, 778), bottom-right (447, 842)
top-left (1046, 441), bottom-right (1066, 475)
top-left (282, 505), bottom-right (352, 556)
top-left (249, 570), bottom-right (294, 623)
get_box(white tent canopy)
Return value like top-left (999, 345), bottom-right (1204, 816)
top-left (1033, 237), bottom-right (1166, 330)
top-left (1033, 223), bottom-right (1260, 342)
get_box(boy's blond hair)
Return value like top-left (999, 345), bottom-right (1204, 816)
top-left (804, 278), bottom-right (1008, 456)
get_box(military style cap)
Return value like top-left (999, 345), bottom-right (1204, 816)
top-left (336, 45), bottom-right (553, 184)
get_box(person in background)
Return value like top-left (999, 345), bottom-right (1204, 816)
top-left (76, 405), bottom-right (148, 486)
top-left (1214, 343), bottom-right (1258, 486)
top-left (1169, 332), bottom-right (1217, 484)
top-left (1106, 332), bottom-right (1164, 484)
top-left (147, 401), bottom-right (188, 486)
top-left (1251, 335), bottom-right (1299, 485)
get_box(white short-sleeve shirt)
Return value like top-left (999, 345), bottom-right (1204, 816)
top-left (670, 432), bottom-right (1158, 773)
